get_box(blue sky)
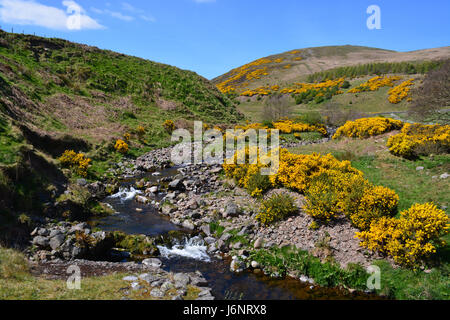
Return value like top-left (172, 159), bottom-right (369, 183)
top-left (0, 0), bottom-right (449, 79)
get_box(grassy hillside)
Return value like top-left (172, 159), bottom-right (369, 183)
top-left (0, 30), bottom-right (243, 154)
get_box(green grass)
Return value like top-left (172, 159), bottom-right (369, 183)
top-left (0, 119), bottom-right (25, 165)
top-left (0, 246), bottom-right (200, 300)
top-left (373, 260), bottom-right (450, 300)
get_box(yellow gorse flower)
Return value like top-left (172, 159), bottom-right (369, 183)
top-left (333, 117), bottom-right (403, 139)
top-left (114, 139), bottom-right (129, 154)
top-left (387, 123), bottom-right (450, 158)
top-left (59, 150), bottom-right (91, 177)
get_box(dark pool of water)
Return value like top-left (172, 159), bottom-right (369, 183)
top-left (91, 167), bottom-right (380, 300)
top-left (160, 256), bottom-right (378, 300)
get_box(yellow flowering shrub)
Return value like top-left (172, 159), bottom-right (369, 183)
top-left (356, 203), bottom-right (449, 266)
top-left (256, 193), bottom-right (298, 226)
top-left (350, 186), bottom-right (399, 230)
top-left (136, 125), bottom-right (146, 138)
top-left (59, 150), bottom-right (91, 177)
top-left (216, 58), bottom-right (272, 94)
top-left (163, 120), bottom-right (176, 133)
top-left (273, 120), bottom-right (327, 136)
top-left (333, 117), bottom-right (403, 139)
top-left (114, 139), bottom-right (129, 154)
top-left (304, 170), bottom-right (369, 221)
top-left (223, 146), bottom-right (273, 193)
top-left (123, 133), bottom-right (131, 141)
top-left (387, 123), bottom-right (450, 158)
top-left (269, 149), bottom-right (362, 193)
top-left (348, 76), bottom-right (402, 93)
top-left (388, 79), bottom-right (415, 104)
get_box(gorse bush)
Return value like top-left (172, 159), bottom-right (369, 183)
top-left (246, 172), bottom-right (272, 198)
top-left (304, 170), bottom-right (369, 222)
top-left (348, 76), bottom-right (402, 93)
top-left (356, 203), bottom-right (449, 266)
top-left (387, 123), bottom-right (450, 158)
top-left (59, 150), bottom-right (92, 177)
top-left (350, 186), bottom-right (399, 230)
top-left (223, 145), bottom-right (446, 267)
top-left (163, 120), bottom-right (176, 133)
top-left (388, 79), bottom-right (415, 104)
top-left (114, 139), bottom-right (129, 154)
top-left (256, 193), bottom-right (298, 226)
top-left (273, 119), bottom-right (327, 136)
top-left (333, 117), bottom-right (403, 139)
top-left (269, 149), bottom-right (362, 193)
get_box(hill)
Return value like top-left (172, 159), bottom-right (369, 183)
top-left (213, 45), bottom-right (450, 94)
top-left (0, 30), bottom-right (243, 163)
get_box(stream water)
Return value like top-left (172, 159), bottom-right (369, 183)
top-left (90, 168), bottom-right (380, 300)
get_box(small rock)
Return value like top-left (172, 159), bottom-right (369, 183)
top-left (416, 166), bottom-right (424, 171)
top-left (33, 236), bottom-right (49, 248)
top-left (123, 276), bottom-right (138, 282)
top-left (251, 261), bottom-right (260, 268)
top-left (150, 288), bottom-right (165, 298)
top-left (440, 173), bottom-right (449, 179)
top-left (224, 202), bottom-right (239, 217)
top-left (135, 195), bottom-right (149, 204)
top-left (76, 178), bottom-right (87, 186)
top-left (182, 220), bottom-right (195, 230)
top-left (200, 224), bottom-right (212, 236)
top-left (254, 237), bottom-right (263, 249)
top-left (49, 234), bottom-right (65, 250)
top-left (142, 258), bottom-right (162, 268)
top-left (173, 273), bottom-right (190, 288)
top-left (169, 179), bottom-right (184, 191)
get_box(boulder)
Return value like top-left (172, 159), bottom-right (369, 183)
top-left (169, 179), bottom-right (184, 191)
top-left (142, 258), bottom-right (162, 268)
top-left (33, 236), bottom-right (49, 248)
top-left (49, 234), bottom-right (66, 250)
top-left (254, 237), bottom-right (263, 249)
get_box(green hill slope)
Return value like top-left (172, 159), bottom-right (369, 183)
top-left (0, 30), bottom-right (242, 158)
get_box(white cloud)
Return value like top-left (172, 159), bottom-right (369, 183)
top-left (121, 2), bottom-right (140, 13)
top-left (0, 0), bottom-right (104, 31)
top-left (91, 3), bottom-right (154, 23)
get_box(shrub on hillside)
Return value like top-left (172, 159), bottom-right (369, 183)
top-left (333, 117), bottom-right (403, 139)
top-left (356, 203), bottom-right (449, 266)
top-left (351, 186), bottom-right (399, 230)
top-left (114, 139), bottom-right (129, 154)
top-left (304, 170), bottom-right (369, 222)
top-left (59, 150), bottom-right (92, 177)
top-left (256, 193), bottom-right (298, 226)
top-left (163, 120), bottom-right (176, 133)
top-left (387, 123), bottom-right (450, 158)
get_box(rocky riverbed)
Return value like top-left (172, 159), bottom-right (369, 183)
top-left (25, 136), bottom-right (383, 300)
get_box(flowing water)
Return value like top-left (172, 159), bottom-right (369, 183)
top-left (91, 168), bottom-right (381, 300)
